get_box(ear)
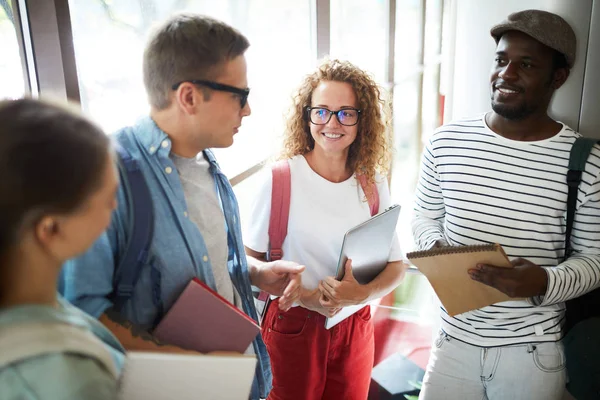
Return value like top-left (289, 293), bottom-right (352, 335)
top-left (173, 83), bottom-right (204, 115)
top-left (34, 216), bottom-right (60, 248)
top-left (551, 68), bottom-right (570, 90)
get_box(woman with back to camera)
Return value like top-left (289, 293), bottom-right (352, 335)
top-left (244, 59), bottom-right (407, 400)
top-left (0, 99), bottom-right (125, 399)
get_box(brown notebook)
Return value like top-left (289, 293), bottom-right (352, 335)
top-left (407, 243), bottom-right (515, 316)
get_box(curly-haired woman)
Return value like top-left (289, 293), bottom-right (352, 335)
top-left (244, 59), bottom-right (407, 400)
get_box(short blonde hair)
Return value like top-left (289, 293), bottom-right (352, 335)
top-left (281, 59), bottom-right (393, 187)
top-left (143, 13), bottom-right (250, 110)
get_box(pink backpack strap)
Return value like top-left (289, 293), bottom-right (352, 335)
top-left (267, 160), bottom-right (291, 261)
top-left (357, 174), bottom-right (379, 216)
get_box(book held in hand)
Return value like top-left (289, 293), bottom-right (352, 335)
top-left (407, 243), bottom-right (517, 316)
top-left (153, 278), bottom-right (260, 353)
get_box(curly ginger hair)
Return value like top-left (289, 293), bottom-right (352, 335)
top-left (281, 59), bottom-right (393, 188)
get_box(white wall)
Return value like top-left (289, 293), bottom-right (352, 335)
top-left (579, 0), bottom-right (600, 138)
top-left (445, 0), bottom-right (593, 130)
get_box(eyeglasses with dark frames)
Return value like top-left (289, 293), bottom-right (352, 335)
top-left (172, 80), bottom-right (250, 108)
top-left (305, 106), bottom-right (361, 126)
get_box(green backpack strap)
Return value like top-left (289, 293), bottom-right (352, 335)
top-left (0, 322), bottom-right (119, 378)
top-left (565, 137), bottom-right (599, 260)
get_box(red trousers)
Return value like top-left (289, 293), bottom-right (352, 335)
top-left (262, 298), bottom-right (374, 400)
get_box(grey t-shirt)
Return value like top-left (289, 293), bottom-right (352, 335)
top-left (169, 152), bottom-right (238, 306)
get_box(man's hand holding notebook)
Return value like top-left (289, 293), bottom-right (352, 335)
top-left (468, 256), bottom-right (549, 299)
top-left (407, 243), bottom-right (525, 316)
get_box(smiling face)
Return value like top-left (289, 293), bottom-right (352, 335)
top-left (308, 80), bottom-right (359, 158)
top-left (490, 31), bottom-right (567, 120)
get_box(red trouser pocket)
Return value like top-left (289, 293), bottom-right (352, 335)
top-left (263, 299), bottom-right (374, 400)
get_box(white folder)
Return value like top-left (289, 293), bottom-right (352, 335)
top-left (118, 352), bottom-right (257, 400)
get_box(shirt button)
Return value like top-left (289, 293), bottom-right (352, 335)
top-left (161, 140), bottom-right (169, 148)
top-left (183, 211), bottom-right (188, 217)
top-left (203, 255), bottom-right (208, 262)
top-left (165, 167), bottom-right (172, 174)
top-left (149, 146), bottom-right (156, 153)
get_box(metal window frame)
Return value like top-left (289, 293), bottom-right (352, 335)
top-left (315, 0), bottom-right (330, 59)
top-left (13, 0), bottom-right (80, 102)
top-left (9, 0), bottom-right (33, 95)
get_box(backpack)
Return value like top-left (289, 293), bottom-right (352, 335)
top-left (0, 322), bottom-right (119, 379)
top-left (110, 144), bottom-right (155, 313)
top-left (563, 137), bottom-right (600, 400)
top-left (255, 160), bottom-right (380, 319)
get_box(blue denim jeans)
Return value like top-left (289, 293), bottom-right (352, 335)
top-left (419, 331), bottom-right (566, 400)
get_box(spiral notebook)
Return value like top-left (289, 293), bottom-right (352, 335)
top-left (407, 243), bottom-right (515, 316)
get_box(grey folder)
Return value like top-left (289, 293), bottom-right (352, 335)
top-left (325, 204), bottom-right (401, 329)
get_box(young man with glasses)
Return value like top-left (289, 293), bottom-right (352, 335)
top-left (60, 14), bottom-right (305, 400)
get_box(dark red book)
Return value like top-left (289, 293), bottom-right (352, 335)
top-left (153, 278), bottom-right (260, 353)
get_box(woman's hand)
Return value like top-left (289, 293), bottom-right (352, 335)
top-left (318, 259), bottom-right (369, 308)
top-left (298, 287), bottom-right (341, 318)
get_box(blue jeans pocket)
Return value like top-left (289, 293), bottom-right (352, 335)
top-left (531, 342), bottom-right (566, 373)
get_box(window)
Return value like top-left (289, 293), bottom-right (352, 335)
top-left (0, 2), bottom-right (26, 100)
top-left (67, 0), bottom-right (313, 178)
top-left (388, 0), bottom-right (448, 330)
top-left (67, 0), bottom-right (314, 256)
top-left (391, 0), bottom-right (446, 254)
top-left (330, 0), bottom-right (387, 83)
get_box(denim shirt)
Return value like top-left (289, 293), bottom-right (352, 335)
top-left (60, 117), bottom-right (271, 399)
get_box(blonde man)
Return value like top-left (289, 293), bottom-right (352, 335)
top-left (61, 14), bottom-right (304, 399)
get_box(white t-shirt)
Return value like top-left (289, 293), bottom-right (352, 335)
top-left (244, 155), bottom-right (403, 291)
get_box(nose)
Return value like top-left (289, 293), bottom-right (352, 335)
top-left (242, 101), bottom-right (251, 117)
top-left (498, 61), bottom-right (518, 81)
top-left (325, 111), bottom-right (342, 128)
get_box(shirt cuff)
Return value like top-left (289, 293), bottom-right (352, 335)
top-left (528, 267), bottom-right (554, 306)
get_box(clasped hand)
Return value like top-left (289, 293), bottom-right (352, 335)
top-left (319, 259), bottom-right (369, 307)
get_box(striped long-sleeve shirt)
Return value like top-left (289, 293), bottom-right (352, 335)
top-left (412, 115), bottom-right (600, 347)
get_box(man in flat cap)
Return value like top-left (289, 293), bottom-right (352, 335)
top-left (412, 9), bottom-right (600, 399)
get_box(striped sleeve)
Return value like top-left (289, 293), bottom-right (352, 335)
top-left (537, 149), bottom-right (600, 305)
top-left (412, 137), bottom-right (446, 250)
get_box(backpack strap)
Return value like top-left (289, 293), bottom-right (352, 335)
top-left (266, 165), bottom-right (380, 263)
top-left (0, 322), bottom-right (118, 379)
top-left (267, 160), bottom-right (291, 262)
top-left (565, 138), bottom-right (599, 260)
top-left (357, 174), bottom-right (380, 216)
top-left (112, 144), bottom-right (155, 313)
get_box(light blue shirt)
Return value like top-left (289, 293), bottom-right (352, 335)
top-left (0, 295), bottom-right (125, 400)
top-left (59, 116), bottom-right (271, 399)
